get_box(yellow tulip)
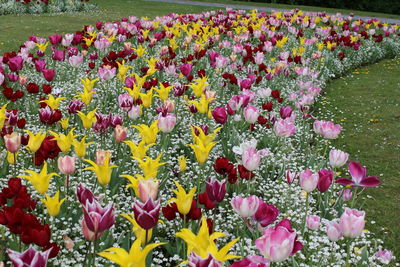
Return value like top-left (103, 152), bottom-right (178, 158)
top-left (134, 45), bottom-right (146, 57)
top-left (190, 126), bottom-right (221, 146)
top-left (117, 60), bottom-right (131, 80)
top-left (75, 87), bottom-right (95, 105)
top-left (188, 94), bottom-right (214, 114)
top-left (169, 181), bottom-right (196, 215)
top-left (84, 154), bottom-right (118, 186)
top-left (73, 136), bottom-right (94, 158)
top-left (154, 82), bottom-right (173, 101)
top-left (41, 191), bottom-right (66, 217)
top-left (7, 151), bottom-right (17, 164)
top-left (36, 42), bottom-right (49, 52)
top-left (49, 128), bottom-right (77, 153)
top-left (133, 154), bottom-right (166, 179)
top-left (132, 120), bottom-right (159, 145)
top-left (120, 213), bottom-right (152, 246)
top-left (146, 57), bottom-right (158, 76)
top-left (77, 109), bottom-right (97, 129)
top-left (24, 130), bottom-right (46, 153)
top-left (20, 162), bottom-right (59, 194)
top-left (178, 156), bottom-right (187, 172)
top-left (124, 140), bottom-right (153, 160)
top-left (40, 94), bottom-right (66, 110)
top-left (0, 104), bottom-right (7, 129)
top-left (176, 217), bottom-right (239, 263)
top-left (139, 88), bottom-right (153, 108)
top-left (80, 77), bottom-right (99, 92)
top-left (98, 238), bottom-right (164, 267)
top-left (60, 118), bottom-right (69, 130)
top-left (187, 76), bottom-right (209, 98)
top-left (188, 140), bottom-right (217, 164)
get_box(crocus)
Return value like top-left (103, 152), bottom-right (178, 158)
top-left (133, 198), bottom-right (160, 230)
top-left (306, 215), bottom-right (321, 230)
top-left (325, 220), bottom-right (343, 242)
top-left (243, 105), bottom-right (259, 124)
top-left (58, 155), bottom-right (76, 175)
top-left (231, 195), bottom-right (260, 218)
top-left (255, 219), bottom-right (302, 262)
top-left (317, 169), bottom-right (333, 193)
top-left (4, 132), bottom-right (21, 153)
top-left (339, 208), bottom-right (365, 238)
top-left (7, 245), bottom-right (52, 267)
top-left (212, 106), bottom-right (228, 124)
top-left (313, 120), bottom-right (342, 139)
top-left (329, 149), bottom-right (349, 168)
top-left (114, 125), bottom-right (128, 142)
top-left (205, 178), bottom-right (226, 203)
top-left (274, 118), bottom-right (296, 137)
top-left (82, 199), bottom-right (115, 237)
top-left (158, 113), bottom-right (176, 133)
top-left (336, 161), bottom-right (381, 187)
top-left (299, 169), bottom-right (319, 192)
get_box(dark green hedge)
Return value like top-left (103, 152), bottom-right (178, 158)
top-left (246, 0), bottom-right (400, 15)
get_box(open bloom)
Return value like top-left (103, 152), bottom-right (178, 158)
top-left (313, 120), bottom-right (341, 139)
top-left (133, 120), bottom-right (159, 145)
top-left (24, 130), bottom-right (46, 153)
top-left (336, 161), bottom-right (381, 187)
top-left (41, 191), bottom-right (66, 217)
top-left (306, 215), bottom-right (321, 230)
top-left (255, 219), bottom-right (302, 262)
top-left (7, 245), bottom-right (52, 267)
top-left (169, 181), bottom-right (196, 215)
top-left (20, 162), bottom-right (59, 194)
top-left (82, 199), bottom-right (115, 237)
top-left (84, 154), bottom-right (118, 185)
top-left (329, 149), bottom-right (349, 168)
top-left (98, 238), bottom-right (164, 267)
top-left (274, 118), bottom-right (296, 137)
top-left (134, 154), bottom-right (166, 179)
top-left (124, 139), bottom-right (153, 160)
top-left (189, 140), bottom-right (217, 164)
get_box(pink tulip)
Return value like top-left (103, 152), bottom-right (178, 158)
top-left (325, 220), bottom-right (343, 241)
top-left (313, 120), bottom-right (342, 139)
top-left (58, 156), bottom-right (76, 175)
top-left (4, 132), bottom-right (21, 153)
top-left (49, 34), bottom-right (62, 45)
top-left (163, 100), bottom-right (175, 113)
top-left (230, 255), bottom-right (270, 267)
top-left (242, 147), bottom-right (261, 171)
top-left (336, 161), bottom-right (381, 187)
top-left (205, 178), bottom-right (226, 203)
top-left (306, 215), bottom-right (321, 230)
top-left (81, 218), bottom-right (102, 241)
top-left (279, 106), bottom-right (293, 119)
top-left (42, 69), bottom-right (55, 82)
top-left (255, 219), bottom-right (302, 262)
top-left (98, 66), bottom-right (116, 81)
top-left (52, 50), bottom-right (65, 61)
top-left (138, 179), bottom-right (159, 202)
top-left (329, 149), bottom-right (349, 168)
top-left (133, 198), bottom-right (160, 230)
top-left (34, 59), bottom-right (47, 72)
top-left (188, 252), bottom-right (223, 267)
top-left (254, 52), bottom-right (264, 65)
top-left (118, 93), bottom-right (134, 111)
top-left (341, 189), bottom-right (352, 201)
top-left (339, 208), bottom-right (365, 238)
top-left (68, 55), bottom-right (83, 67)
top-left (273, 118), bottom-right (296, 137)
top-left (7, 245), bottom-right (52, 267)
top-left (317, 169), bottom-right (333, 193)
top-left (231, 195), bottom-right (260, 218)
top-left (179, 63), bottom-right (193, 77)
top-left (243, 105), bottom-right (259, 124)
top-left (158, 113), bottom-right (176, 133)
top-left (82, 199), bottom-right (115, 237)
top-left (299, 169), bottom-right (319, 192)
top-left (7, 56), bottom-right (24, 72)
top-left (285, 170), bottom-right (298, 184)
top-left (127, 105), bottom-right (141, 120)
top-left (114, 125), bottom-right (128, 142)
top-left (374, 249), bottom-right (393, 264)
top-left (252, 200), bottom-right (279, 228)
top-left (212, 106), bottom-right (228, 124)
top-left (228, 95), bottom-right (250, 110)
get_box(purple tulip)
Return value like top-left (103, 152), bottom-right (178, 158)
top-left (133, 198), bottom-right (160, 230)
top-left (341, 189), bottom-right (353, 201)
top-left (109, 113), bottom-right (123, 128)
top-left (306, 215), bottom-right (321, 230)
top-left (329, 149), bottom-right (349, 168)
top-left (231, 195), bottom-right (260, 218)
top-left (67, 100), bottom-right (84, 114)
top-left (179, 63), bottom-right (193, 77)
top-left (7, 73), bottom-right (19, 82)
top-left (336, 161), bottom-right (381, 187)
top-left (325, 220), bottom-right (343, 242)
top-left (212, 106), bottom-right (228, 124)
top-left (42, 69), bottom-right (56, 82)
top-left (82, 199), bottom-right (115, 236)
top-left (317, 169), bottom-right (333, 193)
top-left (125, 76), bottom-right (136, 88)
top-left (339, 208), bottom-right (365, 238)
top-left (34, 59), bottom-right (47, 72)
top-left (251, 200), bottom-right (279, 228)
top-left (8, 56), bottom-right (24, 72)
top-left (76, 184), bottom-right (95, 205)
top-left (188, 252), bottom-right (223, 267)
top-left (230, 255), bottom-right (270, 267)
top-left (52, 49), bottom-right (65, 61)
top-left (299, 169), bottom-right (319, 192)
top-left (255, 219), bottom-right (302, 262)
top-left (7, 245), bottom-right (52, 267)
top-left (205, 178), bottom-right (227, 203)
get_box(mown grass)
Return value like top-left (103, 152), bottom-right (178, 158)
top-left (315, 59), bottom-right (400, 258)
top-left (178, 0), bottom-right (400, 19)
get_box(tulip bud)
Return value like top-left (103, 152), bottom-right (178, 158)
top-left (164, 99), bottom-right (175, 113)
top-left (231, 195), bottom-right (260, 218)
top-left (306, 215), bottom-right (321, 230)
top-left (178, 156), bottom-right (187, 172)
top-left (4, 132), bottom-right (21, 153)
top-left (206, 178), bottom-right (227, 203)
top-left (242, 147), bottom-right (261, 172)
top-left (128, 105), bottom-right (141, 120)
top-left (317, 169), bottom-right (333, 193)
top-left (114, 125), bottom-right (128, 142)
top-left (243, 105), bottom-right (259, 124)
top-left (212, 106), bottom-right (228, 124)
top-left (341, 189), bottom-right (352, 201)
top-left (58, 155), bottom-right (76, 175)
top-left (339, 208), bottom-right (365, 238)
top-left (299, 169), bottom-right (319, 192)
top-left (325, 220), bottom-right (343, 242)
top-left (329, 149), bottom-right (349, 168)
top-left (133, 199), bottom-right (161, 230)
top-left (63, 235), bottom-right (74, 250)
top-left (285, 169), bottom-right (297, 184)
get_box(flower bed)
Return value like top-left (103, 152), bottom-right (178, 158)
top-left (0, 0), bottom-right (95, 15)
top-left (0, 8), bottom-right (399, 266)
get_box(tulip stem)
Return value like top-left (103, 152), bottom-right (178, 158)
top-left (350, 187), bottom-right (359, 208)
top-left (302, 193), bottom-right (309, 235)
top-left (345, 239), bottom-right (351, 267)
top-left (92, 238), bottom-right (97, 266)
top-left (145, 229), bottom-right (149, 245)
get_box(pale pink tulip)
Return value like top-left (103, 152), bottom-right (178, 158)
top-left (339, 208), bottom-right (365, 238)
top-left (243, 105), bottom-right (259, 124)
top-left (306, 215), bottom-right (321, 230)
top-left (329, 149), bottom-right (349, 168)
top-left (158, 113), bottom-right (176, 133)
top-left (299, 169), bottom-right (318, 192)
top-left (114, 125), bottom-right (128, 142)
top-left (274, 118), bottom-right (296, 137)
top-left (325, 220), bottom-right (343, 242)
top-left (4, 132), bottom-right (21, 153)
top-left (138, 179), bottom-right (159, 202)
top-left (58, 156), bottom-right (76, 175)
top-left (231, 195), bottom-right (260, 218)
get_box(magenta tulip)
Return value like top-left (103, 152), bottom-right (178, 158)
top-left (255, 219), bottom-right (302, 262)
top-left (339, 208), bottom-right (365, 238)
top-left (82, 199), bottom-right (115, 236)
top-left (34, 59), bottom-right (47, 72)
top-left (252, 200), bottom-right (279, 228)
top-left (76, 184), bottom-right (95, 206)
top-left (206, 178), bottom-right (226, 203)
top-left (7, 245), bottom-right (52, 267)
top-left (179, 63), bottom-right (193, 77)
top-left (279, 106), bottom-right (293, 119)
top-left (230, 255), bottom-right (270, 267)
top-left (133, 198), bottom-right (160, 230)
top-left (188, 252), bottom-right (223, 267)
top-left (336, 161), bottom-right (381, 187)
top-left (285, 170), bottom-right (298, 184)
top-left (42, 69), bottom-right (56, 82)
top-left (317, 169), bottom-right (333, 193)
top-left (8, 56), bottom-right (24, 72)
top-left (212, 106), bottom-right (228, 124)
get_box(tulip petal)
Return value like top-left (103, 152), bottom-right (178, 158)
top-left (335, 178), bottom-right (354, 186)
top-left (348, 161), bottom-right (366, 184)
top-left (359, 176), bottom-right (381, 187)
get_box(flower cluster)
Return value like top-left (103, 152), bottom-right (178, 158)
top-left (0, 0), bottom-right (95, 15)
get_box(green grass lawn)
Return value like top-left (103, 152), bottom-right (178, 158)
top-left (315, 59), bottom-right (400, 258)
top-left (178, 0), bottom-right (400, 19)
